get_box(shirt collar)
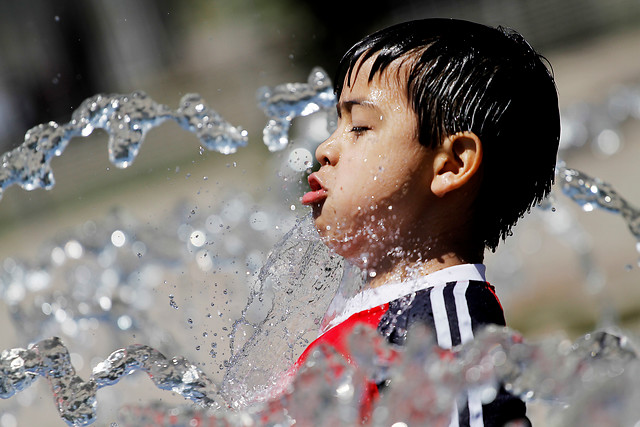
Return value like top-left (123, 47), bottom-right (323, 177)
top-left (320, 263), bottom-right (486, 335)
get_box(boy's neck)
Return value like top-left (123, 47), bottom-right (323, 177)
top-left (364, 244), bottom-right (484, 289)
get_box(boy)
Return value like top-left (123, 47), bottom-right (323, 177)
top-left (297, 18), bottom-right (560, 426)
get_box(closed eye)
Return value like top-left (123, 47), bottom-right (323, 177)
top-left (350, 126), bottom-right (370, 136)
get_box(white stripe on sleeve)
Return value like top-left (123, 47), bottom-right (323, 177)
top-left (453, 281), bottom-right (474, 344)
top-left (430, 284), bottom-right (452, 349)
top-left (468, 387), bottom-right (484, 427)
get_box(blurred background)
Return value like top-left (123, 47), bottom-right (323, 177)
top-left (0, 0), bottom-right (639, 425)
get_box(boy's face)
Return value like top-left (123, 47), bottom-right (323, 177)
top-left (303, 56), bottom-right (438, 266)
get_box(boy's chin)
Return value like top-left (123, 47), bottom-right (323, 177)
top-left (314, 226), bottom-right (368, 265)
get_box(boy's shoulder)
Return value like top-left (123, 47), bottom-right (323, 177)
top-left (378, 280), bottom-right (506, 347)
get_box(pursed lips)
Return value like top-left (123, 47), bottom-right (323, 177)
top-left (301, 173), bottom-right (327, 205)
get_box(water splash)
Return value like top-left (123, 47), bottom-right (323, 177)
top-left (0, 337), bottom-right (224, 426)
top-left (258, 67), bottom-right (336, 152)
top-left (4, 324), bottom-right (636, 426)
top-left (1, 70), bottom-right (640, 426)
top-left (0, 91), bottom-right (248, 200)
top-left (0, 195), bottom-right (292, 388)
top-left (223, 214), bottom-right (344, 407)
top-left (557, 164), bottom-right (640, 243)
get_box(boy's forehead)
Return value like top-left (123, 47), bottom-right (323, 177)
top-left (342, 55), bottom-right (410, 105)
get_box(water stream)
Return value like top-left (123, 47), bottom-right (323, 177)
top-left (1, 68), bottom-right (640, 426)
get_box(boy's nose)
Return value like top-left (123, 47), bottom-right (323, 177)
top-left (315, 136), bottom-right (339, 166)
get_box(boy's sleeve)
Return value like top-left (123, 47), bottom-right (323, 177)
top-left (376, 280), bottom-right (530, 427)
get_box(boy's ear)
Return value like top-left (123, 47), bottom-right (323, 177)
top-left (430, 131), bottom-right (483, 197)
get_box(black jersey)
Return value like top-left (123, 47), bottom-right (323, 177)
top-left (303, 264), bottom-right (530, 426)
top-left (378, 279), bottom-right (530, 427)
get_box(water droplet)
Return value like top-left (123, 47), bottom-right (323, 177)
top-left (117, 315), bottom-right (132, 330)
top-left (169, 296), bottom-right (178, 310)
top-left (582, 203), bottom-right (594, 212)
top-left (111, 230), bottom-right (126, 247)
top-left (189, 230), bottom-right (206, 247)
top-left (287, 148), bottom-right (313, 172)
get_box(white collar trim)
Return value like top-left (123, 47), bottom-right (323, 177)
top-left (321, 263), bottom-right (486, 334)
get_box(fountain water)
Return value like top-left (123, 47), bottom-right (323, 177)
top-left (1, 68), bottom-right (640, 426)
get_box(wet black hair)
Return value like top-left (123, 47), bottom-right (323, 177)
top-left (335, 18), bottom-right (560, 251)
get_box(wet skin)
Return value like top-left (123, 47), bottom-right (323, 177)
top-left (302, 55), bottom-right (484, 284)
top-left (303, 56), bottom-right (439, 270)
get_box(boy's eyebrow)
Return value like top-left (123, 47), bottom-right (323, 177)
top-left (336, 99), bottom-right (379, 117)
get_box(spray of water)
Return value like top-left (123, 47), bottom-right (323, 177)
top-left (0, 91), bottom-right (248, 200)
top-left (1, 69), bottom-right (640, 426)
top-left (258, 67), bottom-right (336, 152)
top-left (557, 163), bottom-right (640, 243)
top-left (0, 336), bottom-right (224, 426)
top-left (222, 214), bottom-right (344, 407)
